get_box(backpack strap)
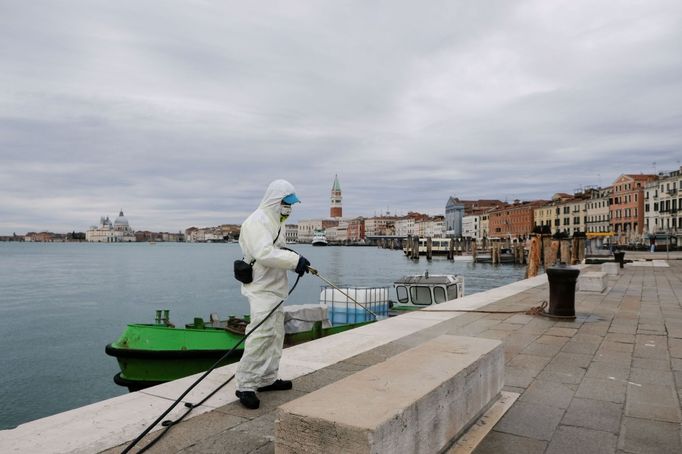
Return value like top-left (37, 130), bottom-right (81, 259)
top-left (245, 225), bottom-right (283, 265)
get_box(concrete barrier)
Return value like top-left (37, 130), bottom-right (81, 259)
top-left (601, 262), bottom-right (620, 276)
top-left (275, 335), bottom-right (504, 454)
top-left (578, 271), bottom-right (607, 292)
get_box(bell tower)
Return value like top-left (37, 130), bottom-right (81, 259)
top-left (330, 174), bottom-right (342, 218)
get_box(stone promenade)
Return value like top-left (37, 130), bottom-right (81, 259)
top-left (106, 259), bottom-right (682, 453)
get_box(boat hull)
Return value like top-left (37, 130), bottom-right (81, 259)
top-left (106, 320), bottom-right (374, 391)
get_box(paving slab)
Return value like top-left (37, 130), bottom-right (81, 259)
top-left (472, 431), bottom-right (547, 454)
top-left (625, 383), bottom-right (682, 423)
top-left (494, 401), bottom-right (564, 441)
top-left (561, 397), bottom-right (623, 433)
top-left (618, 416), bottom-right (682, 454)
top-left (545, 425), bottom-right (617, 454)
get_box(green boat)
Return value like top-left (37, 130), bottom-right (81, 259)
top-left (106, 309), bottom-right (374, 391)
top-left (106, 277), bottom-right (461, 391)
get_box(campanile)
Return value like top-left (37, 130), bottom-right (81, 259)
top-left (330, 174), bottom-right (342, 218)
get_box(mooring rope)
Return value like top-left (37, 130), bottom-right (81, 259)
top-left (421, 300), bottom-right (577, 319)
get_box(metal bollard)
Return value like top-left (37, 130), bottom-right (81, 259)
top-left (546, 263), bottom-right (581, 318)
top-left (613, 251), bottom-right (625, 269)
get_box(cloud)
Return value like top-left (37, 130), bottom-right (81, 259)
top-left (1, 0), bottom-right (681, 234)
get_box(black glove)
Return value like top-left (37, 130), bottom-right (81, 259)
top-left (295, 256), bottom-right (311, 276)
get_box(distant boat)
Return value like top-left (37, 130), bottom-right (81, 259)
top-left (312, 229), bottom-right (328, 246)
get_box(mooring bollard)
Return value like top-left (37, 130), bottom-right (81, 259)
top-left (613, 251), bottom-right (625, 268)
top-left (546, 263), bottom-right (580, 318)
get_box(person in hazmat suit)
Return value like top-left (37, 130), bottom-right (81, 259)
top-left (235, 179), bottom-right (311, 409)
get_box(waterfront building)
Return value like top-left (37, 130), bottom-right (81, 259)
top-left (585, 187), bottom-right (612, 234)
top-left (161, 232), bottom-right (184, 242)
top-left (185, 227), bottom-right (199, 242)
top-left (644, 166), bottom-right (681, 243)
top-left (462, 215), bottom-right (479, 239)
top-left (479, 210), bottom-right (492, 240)
top-left (330, 174), bottom-right (342, 219)
top-left (86, 211), bottom-right (135, 242)
top-left (445, 197), bottom-right (464, 237)
top-left (462, 207), bottom-right (498, 240)
top-left (364, 216), bottom-right (396, 237)
top-left (489, 200), bottom-right (546, 239)
top-left (326, 220), bottom-right (349, 243)
top-left (24, 232), bottom-right (58, 242)
top-left (610, 174), bottom-right (657, 244)
top-left (416, 216), bottom-right (445, 238)
top-left (534, 192), bottom-right (591, 236)
top-left (285, 224), bottom-right (298, 243)
top-left (533, 200), bottom-right (558, 234)
top-left (444, 198), bottom-right (503, 238)
top-left (394, 217), bottom-right (417, 238)
top-left (347, 217), bottom-right (366, 242)
top-left (297, 219), bottom-right (338, 243)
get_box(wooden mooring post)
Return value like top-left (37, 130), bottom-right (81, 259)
top-left (412, 236), bottom-right (420, 260)
top-left (527, 235), bottom-right (541, 277)
top-left (472, 239), bottom-right (478, 262)
top-left (448, 238), bottom-right (454, 260)
top-left (542, 235), bottom-right (552, 268)
top-left (560, 239), bottom-right (571, 264)
top-left (426, 237), bottom-right (433, 261)
top-left (549, 240), bottom-right (560, 267)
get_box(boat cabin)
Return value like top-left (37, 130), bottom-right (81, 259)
top-left (392, 273), bottom-right (464, 311)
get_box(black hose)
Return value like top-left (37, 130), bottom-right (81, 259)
top-left (123, 274), bottom-right (302, 453)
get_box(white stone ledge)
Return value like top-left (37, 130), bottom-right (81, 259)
top-left (276, 335), bottom-right (504, 454)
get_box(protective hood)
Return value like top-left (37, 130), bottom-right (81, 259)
top-left (258, 180), bottom-right (297, 216)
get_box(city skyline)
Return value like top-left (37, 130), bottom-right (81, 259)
top-left (1, 1), bottom-right (681, 235)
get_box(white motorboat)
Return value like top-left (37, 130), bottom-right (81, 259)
top-left (391, 272), bottom-right (464, 313)
top-left (312, 229), bottom-right (328, 246)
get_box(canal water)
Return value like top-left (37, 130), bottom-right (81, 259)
top-left (0, 242), bottom-right (527, 430)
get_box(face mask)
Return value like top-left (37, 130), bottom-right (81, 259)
top-left (280, 204), bottom-right (292, 222)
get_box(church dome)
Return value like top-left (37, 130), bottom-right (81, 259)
top-left (114, 210), bottom-right (129, 226)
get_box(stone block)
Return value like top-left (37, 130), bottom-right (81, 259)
top-left (275, 335), bottom-right (503, 454)
top-left (601, 262), bottom-right (620, 276)
top-left (578, 272), bottom-right (607, 293)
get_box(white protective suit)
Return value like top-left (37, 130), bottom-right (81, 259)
top-left (235, 180), bottom-right (301, 392)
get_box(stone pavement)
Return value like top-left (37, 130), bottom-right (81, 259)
top-left (106, 260), bottom-right (682, 453)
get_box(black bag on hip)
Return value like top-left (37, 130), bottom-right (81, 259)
top-left (234, 259), bottom-right (255, 284)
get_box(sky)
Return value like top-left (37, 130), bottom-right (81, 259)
top-left (1, 0), bottom-right (681, 235)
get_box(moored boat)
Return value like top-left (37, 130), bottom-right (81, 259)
top-left (106, 303), bottom-right (380, 391)
top-left (391, 272), bottom-right (464, 313)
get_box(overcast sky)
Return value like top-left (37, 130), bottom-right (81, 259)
top-left (1, 0), bottom-right (681, 234)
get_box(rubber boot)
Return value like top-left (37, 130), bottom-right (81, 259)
top-left (235, 390), bottom-right (260, 409)
top-left (257, 379), bottom-right (292, 392)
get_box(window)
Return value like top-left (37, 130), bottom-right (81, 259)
top-left (396, 286), bottom-right (408, 303)
top-left (447, 285), bottom-right (458, 300)
top-left (434, 287), bottom-right (447, 303)
top-left (410, 286), bottom-right (432, 305)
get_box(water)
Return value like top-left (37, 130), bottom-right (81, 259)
top-left (0, 242), bottom-right (526, 429)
